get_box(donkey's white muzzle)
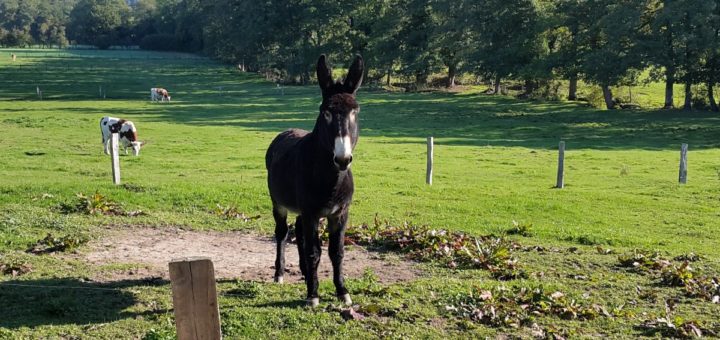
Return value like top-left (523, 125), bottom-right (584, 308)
top-left (333, 136), bottom-right (353, 170)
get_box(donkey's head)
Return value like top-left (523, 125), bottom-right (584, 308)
top-left (315, 54), bottom-right (364, 171)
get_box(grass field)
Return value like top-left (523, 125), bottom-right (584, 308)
top-left (1, 49), bottom-right (719, 338)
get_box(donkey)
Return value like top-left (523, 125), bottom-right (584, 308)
top-left (266, 55), bottom-right (363, 307)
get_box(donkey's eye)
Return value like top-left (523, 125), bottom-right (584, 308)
top-left (323, 111), bottom-right (332, 123)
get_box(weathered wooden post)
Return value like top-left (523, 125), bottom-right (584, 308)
top-left (169, 257), bottom-right (222, 340)
top-left (36, 86), bottom-right (42, 100)
top-left (426, 137), bottom-right (434, 185)
top-left (679, 143), bottom-right (688, 184)
top-left (556, 141), bottom-right (565, 188)
top-left (110, 133), bottom-right (121, 185)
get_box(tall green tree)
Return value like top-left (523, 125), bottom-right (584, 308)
top-left (674, 0), bottom-right (716, 110)
top-left (581, 0), bottom-right (644, 109)
top-left (466, 0), bottom-right (542, 94)
top-left (431, 0), bottom-right (472, 88)
top-left (550, 0), bottom-right (595, 100)
top-left (67, 0), bottom-right (130, 48)
top-left (394, 0), bottom-right (440, 86)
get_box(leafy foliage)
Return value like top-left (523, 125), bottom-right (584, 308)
top-left (58, 192), bottom-right (143, 217)
top-left (660, 262), bottom-right (695, 287)
top-left (0, 255), bottom-right (32, 277)
top-left (622, 251), bottom-right (720, 303)
top-left (505, 220), bottom-right (533, 237)
top-left (59, 192), bottom-right (121, 215)
top-left (26, 233), bottom-right (89, 254)
top-left (617, 249), bottom-right (671, 271)
top-left (346, 221), bottom-right (525, 279)
top-left (142, 317), bottom-right (176, 340)
top-left (637, 299), bottom-right (712, 338)
top-left (211, 204), bottom-right (260, 221)
top-left (446, 286), bottom-right (608, 329)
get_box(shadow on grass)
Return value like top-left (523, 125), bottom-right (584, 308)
top-left (0, 277), bottom-right (168, 329)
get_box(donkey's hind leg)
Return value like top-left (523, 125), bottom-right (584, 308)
top-left (294, 215), bottom-right (307, 278)
top-left (273, 205), bottom-right (289, 283)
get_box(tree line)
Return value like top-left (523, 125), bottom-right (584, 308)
top-left (1, 0), bottom-right (719, 110)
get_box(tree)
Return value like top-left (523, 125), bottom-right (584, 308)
top-left (702, 0), bottom-right (720, 111)
top-left (393, 0), bottom-right (441, 86)
top-left (67, 0), bottom-right (129, 48)
top-left (674, 0), bottom-right (716, 110)
top-left (580, 0), bottom-right (644, 109)
top-left (466, 0), bottom-right (542, 94)
top-left (550, 0), bottom-right (595, 100)
top-left (432, 0), bottom-right (472, 88)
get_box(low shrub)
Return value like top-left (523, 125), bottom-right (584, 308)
top-left (347, 221), bottom-right (526, 279)
top-left (27, 233), bottom-right (89, 254)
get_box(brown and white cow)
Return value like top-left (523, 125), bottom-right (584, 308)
top-left (100, 116), bottom-right (145, 156)
top-left (150, 88), bottom-right (171, 102)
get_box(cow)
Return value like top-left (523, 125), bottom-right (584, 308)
top-left (100, 116), bottom-right (145, 156)
top-left (150, 88), bottom-right (171, 102)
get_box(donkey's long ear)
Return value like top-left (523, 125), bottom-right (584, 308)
top-left (317, 55), bottom-right (334, 95)
top-left (344, 55), bottom-right (364, 94)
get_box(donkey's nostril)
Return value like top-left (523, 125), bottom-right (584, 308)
top-left (334, 156), bottom-right (352, 170)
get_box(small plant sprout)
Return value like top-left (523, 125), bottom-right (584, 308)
top-left (620, 164), bottom-right (630, 176)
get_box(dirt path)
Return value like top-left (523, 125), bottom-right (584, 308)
top-left (80, 226), bottom-right (422, 284)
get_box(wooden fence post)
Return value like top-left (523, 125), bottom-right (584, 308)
top-left (110, 133), bottom-right (121, 185)
top-left (36, 86), bottom-right (42, 100)
top-left (679, 143), bottom-right (688, 184)
top-left (169, 257), bottom-right (222, 340)
top-left (556, 141), bottom-right (565, 189)
top-left (426, 137), bottom-right (434, 185)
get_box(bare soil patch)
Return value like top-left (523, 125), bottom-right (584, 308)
top-left (80, 226), bottom-right (423, 283)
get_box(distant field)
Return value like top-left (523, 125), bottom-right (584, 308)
top-left (1, 49), bottom-right (719, 338)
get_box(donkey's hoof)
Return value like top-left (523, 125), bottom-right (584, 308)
top-left (339, 294), bottom-right (352, 306)
top-left (306, 297), bottom-right (320, 308)
top-left (274, 276), bottom-right (284, 284)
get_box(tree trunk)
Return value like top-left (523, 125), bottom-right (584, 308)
top-left (302, 69), bottom-right (311, 86)
top-left (601, 85), bottom-right (615, 109)
top-left (416, 71), bottom-right (428, 87)
top-left (447, 64), bottom-right (457, 88)
top-left (524, 79), bottom-right (536, 96)
top-left (493, 75), bottom-right (501, 95)
top-left (709, 82), bottom-right (718, 112)
top-left (568, 75), bottom-right (578, 100)
top-left (386, 69), bottom-right (391, 87)
top-left (683, 82), bottom-right (692, 110)
top-left (664, 69), bottom-right (675, 108)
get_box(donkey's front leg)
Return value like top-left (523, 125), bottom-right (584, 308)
top-left (272, 206), bottom-right (289, 283)
top-left (328, 212), bottom-right (351, 305)
top-left (301, 215), bottom-right (322, 307)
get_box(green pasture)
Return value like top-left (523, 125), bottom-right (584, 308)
top-left (1, 49), bottom-right (719, 338)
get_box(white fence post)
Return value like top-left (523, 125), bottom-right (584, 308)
top-left (110, 133), bottom-right (121, 185)
top-left (679, 143), bottom-right (688, 184)
top-left (556, 141), bottom-right (565, 189)
top-left (426, 137), bottom-right (434, 185)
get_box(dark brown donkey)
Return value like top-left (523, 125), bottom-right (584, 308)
top-left (266, 55), bottom-right (363, 307)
